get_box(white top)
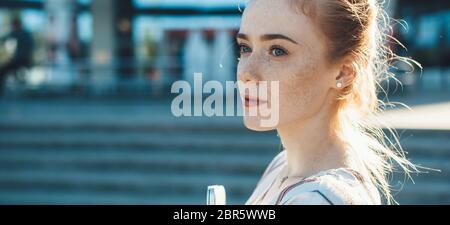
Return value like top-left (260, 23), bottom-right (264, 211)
top-left (245, 150), bottom-right (381, 205)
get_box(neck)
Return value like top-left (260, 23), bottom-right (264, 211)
top-left (277, 98), bottom-right (351, 178)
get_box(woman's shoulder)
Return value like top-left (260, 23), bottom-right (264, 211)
top-left (246, 151), bottom-right (287, 205)
top-left (278, 168), bottom-right (381, 205)
top-left (251, 151), bottom-right (381, 205)
top-left (270, 150), bottom-right (287, 168)
top-left (262, 150), bottom-right (287, 177)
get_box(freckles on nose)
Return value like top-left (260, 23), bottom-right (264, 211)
top-left (239, 68), bottom-right (263, 83)
top-left (238, 58), bottom-right (265, 82)
top-left (238, 69), bottom-right (255, 83)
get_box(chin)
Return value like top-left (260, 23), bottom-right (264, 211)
top-left (243, 116), bottom-right (277, 132)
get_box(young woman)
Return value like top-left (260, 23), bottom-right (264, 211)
top-left (236, 0), bottom-right (419, 205)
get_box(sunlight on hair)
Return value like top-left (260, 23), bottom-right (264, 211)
top-left (290, 0), bottom-right (434, 204)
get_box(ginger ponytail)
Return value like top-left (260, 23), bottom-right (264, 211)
top-left (293, 0), bottom-right (422, 204)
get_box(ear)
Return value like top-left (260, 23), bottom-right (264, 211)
top-left (334, 61), bottom-right (355, 90)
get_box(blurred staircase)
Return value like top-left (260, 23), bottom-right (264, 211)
top-left (0, 103), bottom-right (448, 204)
top-left (389, 129), bottom-right (450, 204)
top-left (0, 120), bottom-right (279, 204)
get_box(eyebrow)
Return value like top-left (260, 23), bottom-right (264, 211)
top-left (236, 33), bottom-right (299, 45)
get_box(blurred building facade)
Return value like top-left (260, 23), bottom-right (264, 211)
top-left (0, 0), bottom-right (242, 97)
top-left (392, 0), bottom-right (450, 93)
top-left (0, 0), bottom-right (449, 97)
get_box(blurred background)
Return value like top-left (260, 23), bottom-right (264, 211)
top-left (0, 0), bottom-right (449, 205)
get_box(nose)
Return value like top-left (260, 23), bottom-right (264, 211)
top-left (237, 55), bottom-right (262, 83)
top-left (238, 69), bottom-right (255, 84)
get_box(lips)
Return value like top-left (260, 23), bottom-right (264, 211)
top-left (244, 95), bottom-right (268, 107)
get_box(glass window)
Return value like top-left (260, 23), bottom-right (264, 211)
top-left (416, 14), bottom-right (441, 48)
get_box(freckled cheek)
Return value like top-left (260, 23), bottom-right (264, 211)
top-left (277, 77), bottom-right (315, 113)
top-left (274, 55), bottom-right (325, 114)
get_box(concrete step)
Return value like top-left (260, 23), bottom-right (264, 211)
top-left (0, 149), bottom-right (275, 175)
top-left (0, 170), bottom-right (257, 197)
top-left (0, 119), bottom-right (448, 205)
top-left (0, 116), bottom-right (247, 134)
top-left (0, 129), bottom-right (448, 157)
top-left (0, 149), bottom-right (446, 176)
top-left (0, 190), bottom-right (231, 205)
top-left (393, 181), bottom-right (450, 204)
top-left (386, 157), bottom-right (450, 184)
top-left (0, 131), bottom-right (280, 152)
top-left (0, 120), bottom-right (248, 133)
top-left (399, 136), bottom-right (450, 158)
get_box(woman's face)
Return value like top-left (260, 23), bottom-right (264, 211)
top-left (237, 0), bottom-right (339, 131)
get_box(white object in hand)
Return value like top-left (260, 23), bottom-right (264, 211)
top-left (206, 185), bottom-right (226, 205)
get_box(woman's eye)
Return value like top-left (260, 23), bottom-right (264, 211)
top-left (270, 47), bottom-right (288, 57)
top-left (239, 44), bottom-right (252, 54)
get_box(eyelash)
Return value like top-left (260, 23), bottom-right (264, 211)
top-left (270, 45), bottom-right (289, 57)
top-left (238, 44), bottom-right (289, 57)
top-left (238, 44), bottom-right (252, 54)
